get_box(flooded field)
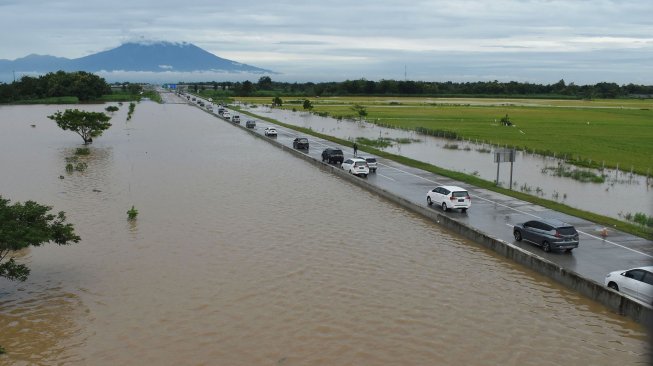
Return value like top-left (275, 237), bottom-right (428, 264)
top-left (241, 105), bottom-right (653, 219)
top-left (0, 102), bottom-right (650, 365)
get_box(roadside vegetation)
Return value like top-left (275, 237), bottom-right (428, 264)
top-left (231, 105), bottom-right (653, 240)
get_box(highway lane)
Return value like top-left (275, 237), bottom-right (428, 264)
top-left (180, 92), bottom-right (653, 287)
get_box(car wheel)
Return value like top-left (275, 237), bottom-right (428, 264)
top-left (542, 241), bottom-right (551, 253)
top-left (461, 208), bottom-right (467, 213)
top-left (514, 230), bottom-right (522, 241)
top-left (427, 196), bottom-right (433, 205)
top-left (565, 248), bottom-right (573, 253)
top-left (363, 174), bottom-right (367, 178)
top-left (608, 282), bottom-right (619, 291)
top-left (441, 202), bottom-right (448, 211)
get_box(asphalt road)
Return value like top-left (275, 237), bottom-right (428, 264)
top-left (175, 92), bottom-right (653, 286)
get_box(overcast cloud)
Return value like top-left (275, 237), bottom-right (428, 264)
top-left (1, 0), bottom-right (652, 84)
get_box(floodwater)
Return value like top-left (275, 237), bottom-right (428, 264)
top-left (242, 105), bottom-right (653, 219)
top-left (0, 101), bottom-right (650, 365)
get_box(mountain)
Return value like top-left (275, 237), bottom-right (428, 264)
top-left (0, 41), bottom-right (273, 75)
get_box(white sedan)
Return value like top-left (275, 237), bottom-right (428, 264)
top-left (605, 266), bottom-right (653, 305)
top-left (264, 127), bottom-right (277, 136)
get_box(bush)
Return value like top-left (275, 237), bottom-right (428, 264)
top-left (127, 205), bottom-right (138, 220)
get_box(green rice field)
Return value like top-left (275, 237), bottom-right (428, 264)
top-left (238, 97), bottom-right (653, 175)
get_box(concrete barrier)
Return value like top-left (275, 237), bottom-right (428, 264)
top-left (224, 109), bottom-right (653, 326)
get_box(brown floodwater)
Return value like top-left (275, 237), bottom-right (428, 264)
top-left (0, 101), bottom-right (650, 365)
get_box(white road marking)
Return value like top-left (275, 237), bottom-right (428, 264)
top-left (376, 173), bottom-right (396, 181)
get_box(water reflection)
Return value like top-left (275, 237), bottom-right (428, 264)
top-left (0, 103), bottom-right (649, 365)
top-left (242, 105), bottom-right (652, 219)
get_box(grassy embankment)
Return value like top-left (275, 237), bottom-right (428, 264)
top-left (231, 101), bottom-right (653, 240)
top-left (239, 96), bottom-right (653, 176)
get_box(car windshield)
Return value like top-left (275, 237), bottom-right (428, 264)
top-left (299, 138), bottom-right (308, 143)
top-left (365, 158), bottom-right (376, 162)
top-left (354, 162), bottom-right (366, 167)
top-left (451, 191), bottom-right (468, 198)
top-left (557, 226), bottom-right (577, 235)
top-left (332, 150), bottom-right (343, 155)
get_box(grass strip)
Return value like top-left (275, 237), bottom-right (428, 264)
top-left (232, 106), bottom-right (653, 240)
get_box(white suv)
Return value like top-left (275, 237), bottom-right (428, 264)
top-left (264, 127), bottom-right (277, 136)
top-left (426, 185), bottom-right (471, 212)
top-left (341, 158), bottom-right (370, 177)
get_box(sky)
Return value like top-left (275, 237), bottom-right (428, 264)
top-left (1, 0), bottom-right (652, 84)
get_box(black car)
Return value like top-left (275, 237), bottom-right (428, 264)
top-left (293, 137), bottom-right (309, 150)
top-left (321, 148), bottom-right (344, 164)
top-left (513, 218), bottom-right (579, 253)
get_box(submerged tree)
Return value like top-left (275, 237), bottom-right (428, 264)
top-left (48, 109), bottom-right (112, 144)
top-left (303, 99), bottom-right (313, 112)
top-left (500, 114), bottom-right (512, 126)
top-left (0, 196), bottom-right (80, 281)
top-left (351, 104), bottom-right (368, 122)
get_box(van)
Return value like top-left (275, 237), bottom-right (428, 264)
top-left (223, 112), bottom-right (231, 120)
top-left (233, 115), bottom-right (240, 123)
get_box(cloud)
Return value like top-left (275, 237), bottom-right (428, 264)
top-left (1, 0), bottom-right (652, 83)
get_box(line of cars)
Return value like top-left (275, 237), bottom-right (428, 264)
top-left (321, 147), bottom-right (378, 178)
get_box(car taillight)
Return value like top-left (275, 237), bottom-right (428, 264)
top-left (450, 196), bottom-right (456, 201)
top-left (466, 195), bottom-right (471, 201)
top-left (554, 231), bottom-right (561, 238)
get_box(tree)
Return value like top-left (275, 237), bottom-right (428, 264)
top-left (0, 196), bottom-right (80, 281)
top-left (258, 76), bottom-right (273, 90)
top-left (303, 99), bottom-right (313, 112)
top-left (500, 114), bottom-right (512, 126)
top-left (351, 104), bottom-right (368, 121)
top-left (237, 80), bottom-right (255, 96)
top-left (272, 96), bottom-right (283, 107)
top-left (48, 109), bottom-right (112, 144)
top-left (127, 83), bottom-right (142, 95)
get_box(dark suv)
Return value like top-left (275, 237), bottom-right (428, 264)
top-left (321, 148), bottom-right (344, 164)
top-left (293, 137), bottom-right (309, 150)
top-left (513, 218), bottom-right (579, 253)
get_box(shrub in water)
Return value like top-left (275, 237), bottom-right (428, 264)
top-left (127, 205), bottom-right (138, 220)
top-left (75, 147), bottom-right (90, 155)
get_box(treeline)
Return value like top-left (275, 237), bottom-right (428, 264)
top-left (188, 77), bottom-right (653, 99)
top-left (0, 71), bottom-right (111, 103)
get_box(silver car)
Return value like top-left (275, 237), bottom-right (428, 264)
top-left (359, 156), bottom-right (377, 172)
top-left (513, 218), bottom-right (579, 253)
